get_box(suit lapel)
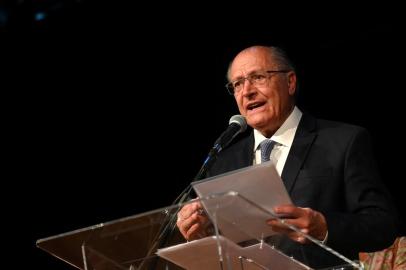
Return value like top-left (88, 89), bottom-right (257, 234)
top-left (281, 114), bottom-right (317, 194)
top-left (234, 132), bottom-right (255, 169)
top-left (209, 131), bottom-right (255, 177)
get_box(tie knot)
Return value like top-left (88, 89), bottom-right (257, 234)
top-left (260, 139), bottom-right (276, 163)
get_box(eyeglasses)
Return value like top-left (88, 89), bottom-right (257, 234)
top-left (225, 70), bottom-right (291, 95)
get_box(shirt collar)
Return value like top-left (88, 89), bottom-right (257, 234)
top-left (253, 106), bottom-right (303, 150)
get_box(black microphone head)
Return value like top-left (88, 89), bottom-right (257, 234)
top-left (229, 115), bottom-right (247, 132)
top-left (210, 114), bottom-right (247, 159)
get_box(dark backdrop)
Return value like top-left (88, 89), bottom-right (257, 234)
top-left (1, 2), bottom-right (404, 270)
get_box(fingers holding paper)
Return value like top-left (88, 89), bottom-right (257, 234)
top-left (177, 201), bottom-right (211, 241)
top-left (267, 205), bottom-right (328, 244)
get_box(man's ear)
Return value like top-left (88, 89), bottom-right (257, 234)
top-left (287, 72), bottom-right (297, 96)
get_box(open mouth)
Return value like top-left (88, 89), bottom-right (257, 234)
top-left (247, 101), bottom-right (266, 111)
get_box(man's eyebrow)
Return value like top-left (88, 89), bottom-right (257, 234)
top-left (232, 70), bottom-right (262, 81)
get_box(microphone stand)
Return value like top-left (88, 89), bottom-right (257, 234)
top-left (140, 146), bottom-right (220, 270)
top-left (140, 114), bottom-right (246, 269)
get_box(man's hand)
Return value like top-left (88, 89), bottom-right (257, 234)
top-left (267, 205), bottom-right (327, 244)
top-left (176, 201), bottom-right (211, 241)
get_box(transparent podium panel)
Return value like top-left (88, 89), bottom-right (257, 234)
top-left (37, 192), bottom-right (364, 270)
top-left (198, 192), bottom-right (364, 270)
top-left (37, 202), bottom-right (190, 270)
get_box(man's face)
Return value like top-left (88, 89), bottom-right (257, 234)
top-left (229, 48), bottom-right (297, 137)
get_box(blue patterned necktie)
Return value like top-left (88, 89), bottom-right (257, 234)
top-left (260, 139), bottom-right (276, 163)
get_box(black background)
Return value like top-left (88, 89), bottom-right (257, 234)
top-left (1, 1), bottom-right (404, 269)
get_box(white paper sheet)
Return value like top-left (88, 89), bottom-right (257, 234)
top-left (192, 161), bottom-right (292, 242)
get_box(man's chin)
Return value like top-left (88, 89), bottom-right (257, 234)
top-left (248, 117), bottom-right (268, 130)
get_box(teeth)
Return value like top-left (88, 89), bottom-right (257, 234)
top-left (248, 103), bottom-right (262, 110)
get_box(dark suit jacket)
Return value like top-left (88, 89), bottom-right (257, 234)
top-left (205, 113), bottom-right (398, 268)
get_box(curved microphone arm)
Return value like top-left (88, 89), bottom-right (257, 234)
top-left (140, 149), bottom-right (218, 270)
top-left (142, 115), bottom-right (246, 269)
top-left (151, 146), bottom-right (219, 237)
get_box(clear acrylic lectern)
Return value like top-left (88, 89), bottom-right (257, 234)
top-left (37, 192), bottom-right (363, 270)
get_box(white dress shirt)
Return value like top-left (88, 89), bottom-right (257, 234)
top-left (253, 106), bottom-right (302, 176)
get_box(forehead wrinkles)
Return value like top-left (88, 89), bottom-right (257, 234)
top-left (230, 52), bottom-right (272, 80)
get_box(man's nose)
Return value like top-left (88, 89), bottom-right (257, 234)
top-left (241, 79), bottom-right (256, 96)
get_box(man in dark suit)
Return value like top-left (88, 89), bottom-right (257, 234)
top-left (176, 45), bottom-right (398, 268)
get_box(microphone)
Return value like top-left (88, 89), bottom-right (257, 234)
top-left (212, 114), bottom-right (247, 154)
top-left (142, 115), bottom-right (247, 270)
top-left (173, 115), bottom-right (247, 202)
top-left (194, 115), bottom-right (247, 181)
top-left (170, 115), bottom-right (247, 209)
